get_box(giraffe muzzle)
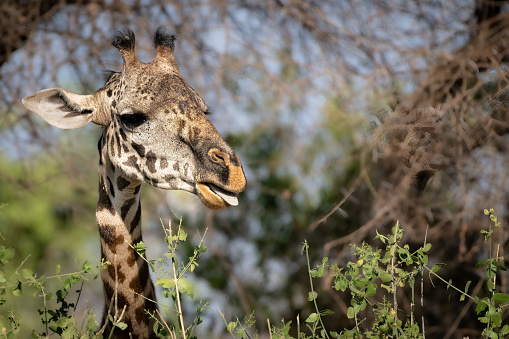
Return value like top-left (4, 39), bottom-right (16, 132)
top-left (196, 183), bottom-right (239, 209)
top-left (195, 148), bottom-right (246, 209)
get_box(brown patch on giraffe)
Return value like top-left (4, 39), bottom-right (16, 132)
top-left (98, 225), bottom-right (115, 244)
top-left (135, 306), bottom-right (146, 325)
top-left (115, 133), bottom-right (122, 156)
top-left (184, 163), bottom-right (189, 176)
top-left (123, 155), bottom-right (140, 171)
top-left (160, 158), bottom-right (168, 169)
top-left (177, 119), bottom-right (186, 136)
top-left (108, 262), bottom-right (126, 283)
top-left (139, 261), bottom-right (150, 289)
top-left (127, 249), bottom-right (137, 267)
top-left (119, 127), bottom-right (127, 141)
top-left (97, 178), bottom-right (114, 214)
top-left (129, 276), bottom-right (144, 295)
top-left (173, 161), bottom-right (180, 172)
top-left (109, 133), bottom-right (116, 158)
top-left (164, 175), bottom-right (175, 183)
top-left (192, 126), bottom-right (201, 139)
top-left (116, 291), bottom-right (129, 310)
top-left (130, 202), bottom-right (141, 232)
top-left (107, 177), bottom-right (115, 198)
top-left (107, 89), bottom-right (113, 97)
top-left (99, 225), bottom-right (125, 254)
top-left (178, 100), bottom-right (187, 115)
top-left (117, 176), bottom-right (130, 191)
top-left (132, 142), bottom-right (146, 157)
top-left (145, 151), bottom-right (157, 173)
top-left (121, 197), bottom-right (136, 220)
top-left (97, 134), bottom-right (105, 166)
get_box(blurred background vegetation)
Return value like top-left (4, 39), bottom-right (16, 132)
top-left (0, 0), bottom-right (508, 338)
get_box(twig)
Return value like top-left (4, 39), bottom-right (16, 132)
top-left (421, 225), bottom-right (428, 339)
top-left (443, 277), bottom-right (485, 339)
top-left (267, 318), bottom-right (273, 339)
top-left (156, 309), bottom-right (175, 339)
top-left (309, 174), bottom-right (363, 231)
top-left (297, 314), bottom-right (300, 338)
top-left (217, 306), bottom-right (236, 339)
top-left (390, 222), bottom-right (399, 339)
top-left (172, 260), bottom-right (186, 339)
top-left (493, 244), bottom-right (500, 296)
top-left (304, 241), bottom-right (330, 339)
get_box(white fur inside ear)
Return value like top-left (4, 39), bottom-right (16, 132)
top-left (22, 88), bottom-right (94, 129)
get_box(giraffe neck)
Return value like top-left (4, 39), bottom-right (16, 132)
top-left (96, 133), bottom-right (157, 339)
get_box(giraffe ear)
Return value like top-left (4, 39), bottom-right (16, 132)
top-left (22, 88), bottom-right (98, 129)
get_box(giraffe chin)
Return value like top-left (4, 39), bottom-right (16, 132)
top-left (196, 183), bottom-right (239, 209)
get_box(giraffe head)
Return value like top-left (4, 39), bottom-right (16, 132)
top-left (22, 27), bottom-right (246, 209)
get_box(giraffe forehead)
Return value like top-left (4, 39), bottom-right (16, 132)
top-left (118, 72), bottom-right (201, 113)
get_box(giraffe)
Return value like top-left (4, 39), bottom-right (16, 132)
top-left (22, 27), bottom-right (246, 338)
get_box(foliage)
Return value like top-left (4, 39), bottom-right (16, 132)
top-left (225, 212), bottom-right (508, 339)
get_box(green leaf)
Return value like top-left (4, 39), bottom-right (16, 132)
top-left (491, 312), bottom-right (502, 327)
top-left (347, 307), bottom-right (355, 319)
top-left (365, 283), bottom-right (377, 297)
top-left (334, 277), bottom-right (348, 292)
top-left (380, 273), bottom-right (393, 283)
top-left (307, 291), bottom-right (318, 301)
top-left (227, 322), bottom-right (237, 333)
top-left (179, 278), bottom-right (194, 298)
top-left (494, 262), bottom-right (507, 271)
top-left (82, 260), bottom-right (92, 273)
top-left (301, 241), bottom-right (309, 255)
top-left (476, 299), bottom-right (488, 314)
top-left (446, 279), bottom-right (452, 301)
top-left (460, 281), bottom-right (471, 301)
top-left (134, 241), bottom-right (146, 255)
top-left (500, 324), bottom-right (509, 336)
top-left (423, 243), bottom-right (432, 252)
top-left (156, 278), bottom-right (176, 289)
top-left (317, 266), bottom-right (325, 277)
top-left (0, 246), bottom-right (14, 265)
top-left (164, 253), bottom-right (176, 260)
top-left (178, 229), bottom-right (187, 241)
top-left (115, 321), bottom-right (128, 330)
top-left (11, 280), bottom-right (22, 296)
top-left (21, 269), bottom-right (33, 281)
top-left (56, 317), bottom-right (69, 328)
top-left (431, 263), bottom-right (446, 273)
top-left (306, 313), bottom-right (318, 322)
top-left (476, 259), bottom-right (490, 269)
top-left (492, 293), bottom-right (509, 303)
top-left (319, 309), bottom-right (335, 316)
top-left (64, 277), bottom-right (72, 290)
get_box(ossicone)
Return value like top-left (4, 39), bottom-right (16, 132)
top-left (111, 27), bottom-right (139, 69)
top-left (153, 26), bottom-right (178, 66)
top-left (154, 26), bottom-right (176, 51)
top-left (112, 27), bottom-right (136, 51)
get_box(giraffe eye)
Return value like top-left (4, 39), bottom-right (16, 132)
top-left (119, 112), bottom-right (147, 129)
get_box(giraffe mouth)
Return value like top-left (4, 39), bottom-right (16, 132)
top-left (209, 184), bottom-right (239, 206)
top-left (196, 183), bottom-right (239, 209)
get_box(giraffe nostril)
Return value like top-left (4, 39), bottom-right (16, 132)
top-left (209, 148), bottom-right (229, 165)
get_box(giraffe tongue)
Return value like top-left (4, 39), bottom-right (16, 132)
top-left (209, 184), bottom-right (239, 206)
